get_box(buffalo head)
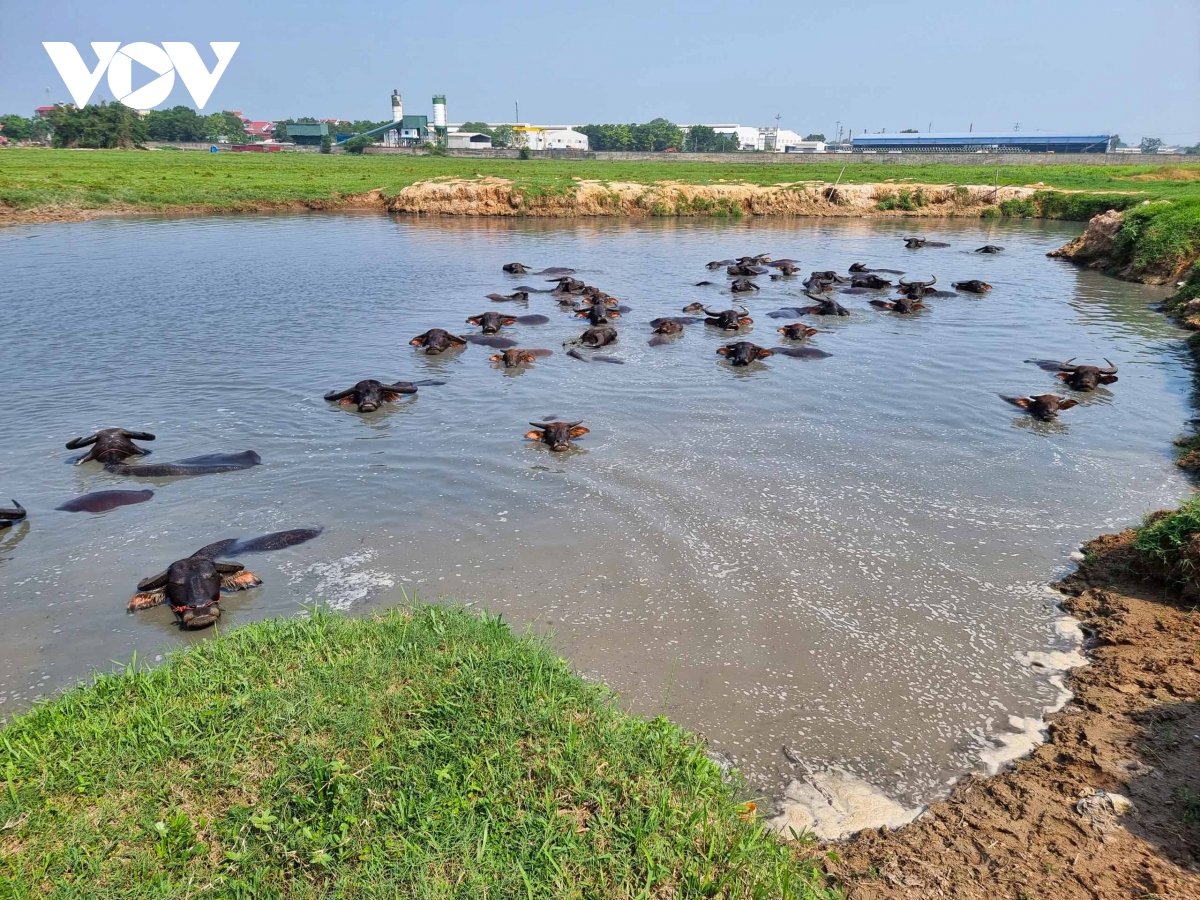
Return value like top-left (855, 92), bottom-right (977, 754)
top-left (1003, 394), bottom-right (1079, 420)
top-left (503, 262), bottom-right (530, 273)
top-left (66, 428), bottom-right (156, 465)
top-left (976, 245), bottom-right (1004, 253)
top-left (129, 553), bottom-right (261, 629)
top-left (897, 275), bottom-right (937, 298)
top-left (468, 311), bottom-right (518, 335)
top-left (717, 341), bottom-right (773, 366)
top-left (778, 322), bottom-right (819, 340)
top-left (525, 420), bottom-right (589, 452)
top-left (851, 274), bottom-right (891, 289)
top-left (730, 278), bottom-right (760, 293)
top-left (0, 500), bottom-right (26, 529)
top-left (1056, 358), bottom-right (1118, 392)
top-left (704, 306), bottom-right (752, 330)
top-left (952, 280), bottom-right (992, 294)
top-left (410, 328), bottom-right (468, 354)
top-left (324, 379), bottom-right (417, 412)
top-left (490, 348), bottom-right (553, 368)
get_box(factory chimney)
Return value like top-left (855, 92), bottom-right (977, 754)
top-left (391, 90), bottom-right (403, 122)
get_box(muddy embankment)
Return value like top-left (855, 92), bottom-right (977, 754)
top-left (823, 214), bottom-right (1200, 898)
top-left (386, 178), bottom-right (1037, 218)
top-left (0, 179), bottom-right (1043, 226)
top-left (823, 535), bottom-right (1200, 899)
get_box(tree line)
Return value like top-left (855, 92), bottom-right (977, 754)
top-left (0, 104), bottom-right (249, 148)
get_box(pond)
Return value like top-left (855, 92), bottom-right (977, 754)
top-left (0, 213), bottom-right (1190, 827)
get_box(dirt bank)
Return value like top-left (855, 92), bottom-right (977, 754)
top-left (386, 177), bottom-right (1038, 218)
top-left (0, 190), bottom-right (388, 226)
top-left (823, 531), bottom-right (1200, 899)
top-left (1049, 204), bottom-right (1200, 285)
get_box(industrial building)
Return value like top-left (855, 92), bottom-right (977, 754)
top-left (685, 125), bottom-right (821, 153)
top-left (448, 131), bottom-right (492, 150)
top-left (446, 123), bottom-right (589, 151)
top-left (850, 132), bottom-right (1113, 153)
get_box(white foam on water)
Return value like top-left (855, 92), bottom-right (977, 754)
top-left (977, 614), bottom-right (1088, 775)
top-left (769, 769), bottom-right (924, 841)
top-left (284, 549), bottom-right (396, 611)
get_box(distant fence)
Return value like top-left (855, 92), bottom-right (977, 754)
top-left (141, 142), bottom-right (1187, 167)
top-left (363, 147), bottom-right (1184, 166)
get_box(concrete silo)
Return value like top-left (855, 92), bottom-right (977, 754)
top-left (391, 90), bottom-right (403, 122)
top-left (432, 95), bottom-right (447, 143)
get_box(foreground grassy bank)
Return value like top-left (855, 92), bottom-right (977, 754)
top-left (0, 606), bottom-right (835, 900)
top-left (1, 148), bottom-right (1199, 213)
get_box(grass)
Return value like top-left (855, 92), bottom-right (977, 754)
top-left (1133, 496), bottom-right (1200, 581)
top-left (0, 605), bottom-right (837, 900)
top-left (3, 149), bottom-right (1200, 214)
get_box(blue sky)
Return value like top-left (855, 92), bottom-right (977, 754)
top-left (1, 0), bottom-right (1197, 144)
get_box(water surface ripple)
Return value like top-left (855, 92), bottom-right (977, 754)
top-left (0, 214), bottom-right (1190, 809)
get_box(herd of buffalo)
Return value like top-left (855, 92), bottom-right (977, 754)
top-left (2, 237), bottom-right (1122, 630)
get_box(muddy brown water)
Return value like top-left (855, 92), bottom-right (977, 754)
top-left (0, 214), bottom-right (1191, 815)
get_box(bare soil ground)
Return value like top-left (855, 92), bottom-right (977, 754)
top-left (824, 530), bottom-right (1200, 900)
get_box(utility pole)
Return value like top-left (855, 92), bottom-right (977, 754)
top-left (775, 113), bottom-right (781, 152)
top-left (515, 101), bottom-right (519, 124)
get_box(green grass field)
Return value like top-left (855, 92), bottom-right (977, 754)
top-left (1, 148), bottom-right (1199, 212)
top-left (0, 606), bottom-right (837, 900)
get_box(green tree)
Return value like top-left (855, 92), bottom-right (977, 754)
top-left (47, 102), bottom-right (147, 149)
top-left (341, 134), bottom-right (374, 154)
top-left (1110, 134), bottom-right (1125, 148)
top-left (1141, 137), bottom-right (1163, 153)
top-left (0, 114), bottom-right (34, 141)
top-left (803, 133), bottom-right (825, 142)
top-left (320, 133), bottom-right (333, 154)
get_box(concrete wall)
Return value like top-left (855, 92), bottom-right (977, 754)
top-left (363, 147), bottom-right (1183, 166)
top-left (145, 142), bottom-right (321, 152)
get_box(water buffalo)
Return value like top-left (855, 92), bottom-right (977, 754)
top-left (849, 263), bottom-right (905, 275)
top-left (58, 489), bottom-right (153, 513)
top-left (896, 275), bottom-right (939, 298)
top-left (706, 259), bottom-right (737, 269)
top-left (105, 450), bottom-right (262, 478)
top-left (66, 428), bottom-right (155, 465)
top-left (870, 297), bottom-right (925, 314)
top-left (952, 280), bottom-right (992, 293)
top-left (904, 237), bottom-right (949, 249)
top-left (468, 311), bottom-right (518, 334)
top-left (731, 278), bottom-right (760, 293)
top-left (0, 501), bottom-right (26, 529)
top-left (651, 319), bottom-right (690, 335)
top-left (490, 348), bottom-right (553, 368)
top-left (411, 328), bottom-right (468, 354)
top-left (324, 379), bottom-right (419, 412)
top-left (525, 421), bottom-right (589, 451)
top-left (717, 341), bottom-right (774, 366)
top-left (1003, 394), bottom-right (1079, 420)
top-left (575, 304), bottom-right (620, 325)
top-left (682, 302), bottom-right (708, 313)
top-left (549, 276), bottom-right (586, 294)
top-left (767, 258), bottom-right (800, 269)
top-left (127, 529), bottom-right (320, 629)
top-left (794, 293), bottom-right (851, 317)
top-left (849, 262), bottom-right (870, 273)
top-left (770, 263), bottom-right (802, 277)
top-left (704, 306), bottom-right (753, 330)
top-left (487, 291), bottom-right (529, 303)
top-left (1058, 359), bottom-right (1119, 391)
top-left (503, 263), bottom-right (530, 273)
top-left (976, 245), bottom-right (1004, 253)
top-left (1028, 358), bottom-right (1118, 391)
top-left (569, 325), bottom-right (618, 348)
top-left (695, 280), bottom-right (716, 286)
top-left (579, 288), bottom-right (621, 307)
top-left (728, 263), bottom-right (768, 276)
top-left (851, 274), bottom-right (892, 289)
top-left (739, 254), bottom-right (771, 264)
top-left (778, 323), bottom-right (819, 340)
